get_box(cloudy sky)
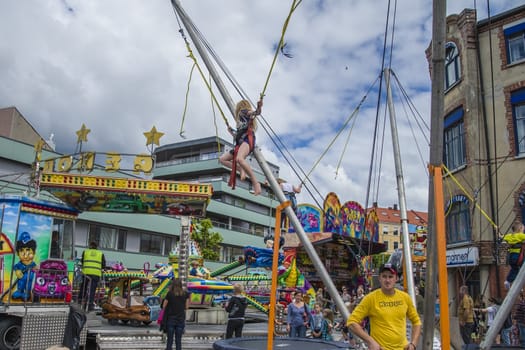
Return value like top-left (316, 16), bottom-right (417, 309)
top-left (0, 0), bottom-right (523, 212)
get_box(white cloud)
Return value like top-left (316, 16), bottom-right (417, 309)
top-left (0, 0), bottom-right (523, 212)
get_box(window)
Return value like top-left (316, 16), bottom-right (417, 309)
top-left (140, 233), bottom-right (163, 255)
top-left (117, 230), bottom-right (127, 250)
top-left (393, 229), bottom-right (399, 236)
top-left (383, 241), bottom-right (389, 250)
top-left (511, 89), bottom-right (525, 156)
top-left (445, 42), bottom-right (461, 89)
top-left (504, 22), bottom-right (525, 64)
top-left (88, 225), bottom-right (121, 250)
top-left (393, 242), bottom-right (399, 250)
top-left (446, 199), bottom-right (471, 243)
top-left (221, 245), bottom-right (244, 263)
top-left (444, 107), bottom-right (466, 170)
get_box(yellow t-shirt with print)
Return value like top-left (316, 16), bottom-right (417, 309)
top-left (347, 288), bottom-right (421, 350)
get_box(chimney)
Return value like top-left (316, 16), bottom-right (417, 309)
top-left (393, 204), bottom-right (398, 211)
top-left (373, 202), bottom-right (378, 208)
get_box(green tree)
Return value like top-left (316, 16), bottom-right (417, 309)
top-left (191, 218), bottom-right (223, 261)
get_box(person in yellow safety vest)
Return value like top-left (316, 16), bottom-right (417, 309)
top-left (503, 221), bottom-right (525, 290)
top-left (79, 241), bottom-right (106, 311)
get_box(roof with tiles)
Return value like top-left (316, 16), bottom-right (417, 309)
top-left (372, 204), bottom-right (428, 225)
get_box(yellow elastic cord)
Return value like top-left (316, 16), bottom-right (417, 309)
top-left (259, 0), bottom-right (303, 100)
top-left (442, 164), bottom-right (498, 230)
top-left (179, 63), bottom-right (196, 138)
top-left (183, 41), bottom-right (232, 130)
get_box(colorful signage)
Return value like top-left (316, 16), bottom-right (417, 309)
top-left (341, 201), bottom-right (365, 238)
top-left (41, 152), bottom-right (155, 175)
top-left (40, 173), bottom-right (212, 215)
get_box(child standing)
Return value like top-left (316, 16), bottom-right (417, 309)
top-left (323, 308), bottom-right (334, 341)
top-left (310, 303), bottom-right (324, 339)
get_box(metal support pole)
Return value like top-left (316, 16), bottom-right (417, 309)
top-left (480, 264), bottom-right (525, 349)
top-left (173, 0), bottom-right (349, 321)
top-left (172, 0), bottom-right (235, 115)
top-left (254, 149), bottom-right (350, 320)
top-left (384, 68), bottom-right (416, 304)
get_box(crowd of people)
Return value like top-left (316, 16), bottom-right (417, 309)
top-left (265, 263), bottom-right (420, 349)
top-left (462, 286), bottom-right (525, 347)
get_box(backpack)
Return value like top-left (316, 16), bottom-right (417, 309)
top-left (228, 296), bottom-right (247, 318)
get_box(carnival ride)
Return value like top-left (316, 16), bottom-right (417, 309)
top-left (0, 150), bottom-right (215, 346)
top-left (100, 272), bottom-right (162, 326)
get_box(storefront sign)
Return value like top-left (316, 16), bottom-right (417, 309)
top-left (446, 247), bottom-right (479, 267)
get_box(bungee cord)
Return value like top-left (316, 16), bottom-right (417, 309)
top-left (179, 63), bottom-right (196, 138)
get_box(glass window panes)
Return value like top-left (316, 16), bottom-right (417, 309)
top-left (508, 33), bottom-right (525, 63)
top-left (444, 120), bottom-right (466, 169)
top-left (117, 230), bottom-right (127, 250)
top-left (445, 42), bottom-right (461, 89)
top-left (140, 233), bottom-right (163, 255)
top-left (514, 104), bottom-right (525, 155)
top-left (446, 201), bottom-right (471, 243)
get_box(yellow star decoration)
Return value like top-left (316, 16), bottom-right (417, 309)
top-left (76, 124), bottom-right (91, 143)
top-left (144, 126), bottom-right (164, 146)
top-left (34, 138), bottom-right (45, 153)
top-left (34, 138), bottom-right (46, 161)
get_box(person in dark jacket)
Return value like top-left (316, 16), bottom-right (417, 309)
top-left (225, 283), bottom-right (248, 338)
top-left (162, 278), bottom-right (190, 350)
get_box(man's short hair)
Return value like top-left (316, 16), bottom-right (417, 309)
top-left (89, 241), bottom-right (98, 249)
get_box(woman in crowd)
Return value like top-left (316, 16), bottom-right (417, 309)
top-left (287, 291), bottom-right (310, 337)
top-left (162, 278), bottom-right (190, 350)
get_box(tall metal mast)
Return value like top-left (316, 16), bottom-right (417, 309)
top-left (171, 0), bottom-right (350, 321)
top-left (384, 68), bottom-right (416, 304)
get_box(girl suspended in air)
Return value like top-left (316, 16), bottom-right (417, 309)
top-left (220, 99), bottom-right (263, 195)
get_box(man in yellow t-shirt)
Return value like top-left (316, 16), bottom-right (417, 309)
top-left (458, 285), bottom-right (474, 345)
top-left (347, 263), bottom-right (421, 350)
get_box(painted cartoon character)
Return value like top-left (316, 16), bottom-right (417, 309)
top-left (13, 231), bottom-right (37, 300)
top-left (307, 213), bottom-right (319, 231)
top-left (33, 259), bottom-right (71, 299)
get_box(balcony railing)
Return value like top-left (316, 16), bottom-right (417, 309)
top-left (156, 152), bottom-right (221, 168)
top-left (209, 219), bottom-right (267, 237)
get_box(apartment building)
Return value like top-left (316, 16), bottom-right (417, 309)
top-left (376, 203), bottom-right (428, 254)
top-left (426, 5), bottom-right (525, 301)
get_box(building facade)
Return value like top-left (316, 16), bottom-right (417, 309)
top-left (376, 203), bottom-right (428, 254)
top-left (426, 5), bottom-right (525, 306)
